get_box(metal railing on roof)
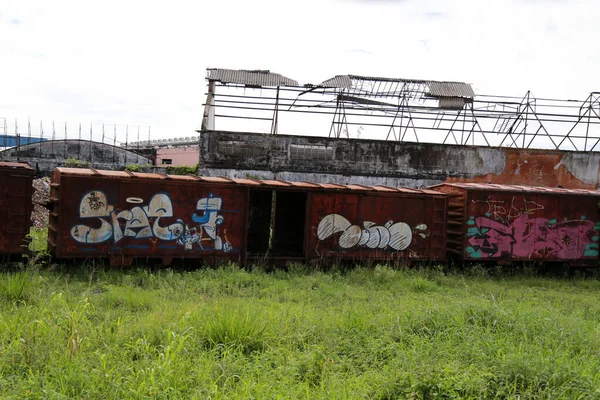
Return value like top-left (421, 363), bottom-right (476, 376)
top-left (203, 68), bottom-right (600, 152)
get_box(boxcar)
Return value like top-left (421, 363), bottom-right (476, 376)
top-left (226, 181), bottom-right (447, 265)
top-left (432, 183), bottom-right (600, 266)
top-left (49, 168), bottom-right (447, 266)
top-left (304, 185), bottom-right (447, 263)
top-left (49, 168), bottom-right (250, 265)
top-left (0, 161), bottom-right (34, 257)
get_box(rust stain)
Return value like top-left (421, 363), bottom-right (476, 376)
top-left (445, 151), bottom-right (597, 190)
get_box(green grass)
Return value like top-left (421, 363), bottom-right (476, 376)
top-left (1, 261), bottom-right (600, 399)
top-left (27, 227), bottom-right (48, 253)
top-left (0, 271), bottom-right (32, 302)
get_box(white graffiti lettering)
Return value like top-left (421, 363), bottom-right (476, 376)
top-left (70, 190), bottom-right (232, 252)
top-left (316, 213), bottom-right (427, 251)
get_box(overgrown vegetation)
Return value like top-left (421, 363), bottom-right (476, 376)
top-left (124, 163), bottom-right (199, 175)
top-left (1, 256), bottom-right (600, 398)
top-left (244, 173), bottom-right (267, 180)
top-left (64, 158), bottom-right (90, 168)
top-left (124, 163), bottom-right (147, 173)
top-left (166, 163), bottom-right (198, 176)
top-left (27, 227), bottom-right (48, 253)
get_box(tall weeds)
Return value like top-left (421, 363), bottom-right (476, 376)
top-left (0, 263), bottom-right (598, 398)
top-left (0, 271), bottom-right (32, 302)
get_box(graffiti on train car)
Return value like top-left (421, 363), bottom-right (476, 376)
top-left (316, 213), bottom-right (428, 251)
top-left (70, 190), bottom-right (232, 251)
top-left (466, 197), bottom-right (600, 259)
top-left (471, 197), bottom-right (545, 225)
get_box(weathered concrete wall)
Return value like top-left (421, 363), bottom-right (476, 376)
top-left (0, 140), bottom-right (150, 175)
top-left (200, 130), bottom-right (600, 189)
top-left (197, 167), bottom-right (441, 188)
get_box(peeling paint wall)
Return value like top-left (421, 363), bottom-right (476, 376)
top-left (199, 131), bottom-right (600, 189)
top-left (446, 150), bottom-right (600, 190)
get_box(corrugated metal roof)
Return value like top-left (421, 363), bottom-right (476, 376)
top-left (207, 68), bottom-right (299, 87)
top-left (349, 75), bottom-right (428, 83)
top-left (427, 81), bottom-right (474, 98)
top-left (55, 168), bottom-right (444, 195)
top-left (0, 161), bottom-right (33, 170)
top-left (436, 182), bottom-right (600, 196)
top-left (319, 75), bottom-right (353, 89)
top-left (318, 75), bottom-right (474, 98)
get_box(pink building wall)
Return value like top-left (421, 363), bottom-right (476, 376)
top-left (155, 145), bottom-right (200, 166)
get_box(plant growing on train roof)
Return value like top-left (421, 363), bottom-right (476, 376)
top-left (125, 163), bottom-right (142, 172)
top-left (166, 164), bottom-right (199, 176)
top-left (125, 163), bottom-right (153, 173)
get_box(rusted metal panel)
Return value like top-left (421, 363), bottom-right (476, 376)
top-left (444, 150), bottom-right (599, 190)
top-left (306, 192), bottom-right (447, 262)
top-left (442, 182), bottom-right (600, 196)
top-left (433, 183), bottom-right (600, 266)
top-left (0, 161), bottom-right (34, 170)
top-left (290, 181), bottom-right (320, 189)
top-left (49, 168), bottom-right (248, 265)
top-left (260, 179), bottom-right (292, 187)
top-left (0, 162), bottom-right (34, 255)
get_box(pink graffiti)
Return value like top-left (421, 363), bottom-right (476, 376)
top-left (468, 214), bottom-right (597, 259)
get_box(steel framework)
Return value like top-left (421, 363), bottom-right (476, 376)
top-left (203, 69), bottom-right (600, 152)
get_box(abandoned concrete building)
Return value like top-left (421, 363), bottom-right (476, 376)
top-left (193, 68), bottom-right (600, 190)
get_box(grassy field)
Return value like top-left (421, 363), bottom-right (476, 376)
top-left (1, 256), bottom-right (600, 399)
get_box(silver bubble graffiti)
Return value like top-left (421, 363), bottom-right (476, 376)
top-left (316, 213), bottom-right (428, 251)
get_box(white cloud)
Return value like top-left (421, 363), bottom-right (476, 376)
top-left (0, 0), bottom-right (598, 139)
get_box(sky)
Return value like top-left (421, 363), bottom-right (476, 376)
top-left (1, 0), bottom-right (599, 141)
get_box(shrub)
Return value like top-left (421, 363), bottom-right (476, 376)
top-left (125, 163), bottom-right (143, 172)
top-left (166, 164), bottom-right (198, 176)
top-left (64, 158), bottom-right (90, 168)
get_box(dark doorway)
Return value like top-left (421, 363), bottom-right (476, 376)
top-left (247, 190), bottom-right (273, 254)
top-left (271, 191), bottom-right (307, 256)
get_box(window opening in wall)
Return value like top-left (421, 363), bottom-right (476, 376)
top-left (161, 159), bottom-right (173, 165)
top-left (218, 140), bottom-right (267, 157)
top-left (290, 144), bottom-right (333, 160)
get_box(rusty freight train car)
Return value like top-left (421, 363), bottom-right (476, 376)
top-left (48, 168), bottom-right (447, 266)
top-left (48, 168), bottom-right (249, 265)
top-left (305, 186), bottom-right (447, 263)
top-left (0, 162), bottom-right (34, 257)
top-left (432, 183), bottom-right (600, 266)
top-left (246, 182), bottom-right (447, 264)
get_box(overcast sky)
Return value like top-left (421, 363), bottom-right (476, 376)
top-left (1, 0), bottom-right (598, 140)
